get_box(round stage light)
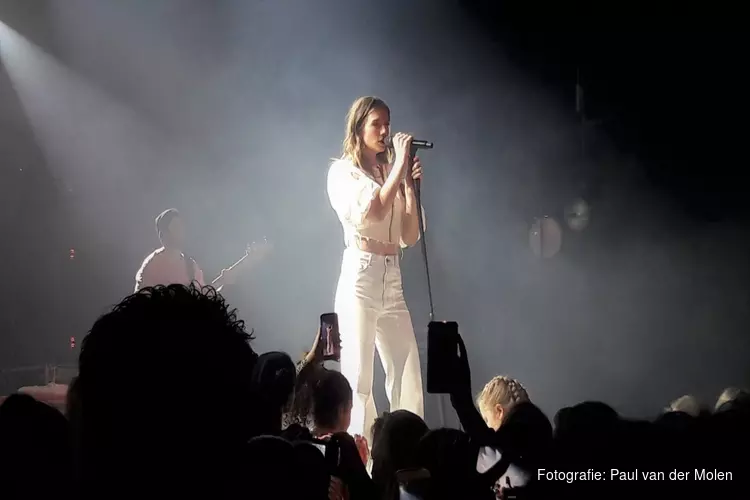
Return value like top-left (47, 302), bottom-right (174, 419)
top-left (565, 198), bottom-right (590, 231)
top-left (529, 216), bottom-right (562, 258)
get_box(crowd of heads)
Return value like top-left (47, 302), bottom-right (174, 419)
top-left (0, 284), bottom-right (748, 499)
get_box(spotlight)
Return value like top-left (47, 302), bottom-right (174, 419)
top-left (565, 198), bottom-right (591, 231)
top-left (529, 216), bottom-right (562, 258)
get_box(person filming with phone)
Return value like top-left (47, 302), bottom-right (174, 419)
top-left (327, 96), bottom-right (426, 443)
top-left (286, 323), bottom-right (368, 462)
top-left (284, 326), bottom-right (375, 500)
top-left (438, 328), bottom-right (552, 498)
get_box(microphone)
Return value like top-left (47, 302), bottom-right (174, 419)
top-left (385, 136), bottom-right (434, 150)
top-left (411, 139), bottom-right (433, 150)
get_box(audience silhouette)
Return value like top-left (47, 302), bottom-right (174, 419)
top-left (1, 283), bottom-right (747, 499)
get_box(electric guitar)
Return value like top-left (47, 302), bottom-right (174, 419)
top-left (211, 238), bottom-right (273, 289)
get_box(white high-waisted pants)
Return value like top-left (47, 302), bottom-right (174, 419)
top-left (334, 247), bottom-right (424, 440)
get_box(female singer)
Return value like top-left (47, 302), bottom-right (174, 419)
top-left (327, 96), bottom-right (425, 440)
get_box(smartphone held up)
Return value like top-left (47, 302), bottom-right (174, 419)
top-left (426, 321), bottom-right (464, 395)
top-left (319, 313), bottom-right (342, 363)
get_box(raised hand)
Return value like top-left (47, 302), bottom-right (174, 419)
top-left (301, 327), bottom-right (327, 366)
top-left (354, 434), bottom-right (369, 465)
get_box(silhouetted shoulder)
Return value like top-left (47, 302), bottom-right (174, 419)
top-left (139, 247), bottom-right (167, 269)
top-left (134, 247), bottom-right (166, 292)
top-left (143, 247), bottom-right (166, 263)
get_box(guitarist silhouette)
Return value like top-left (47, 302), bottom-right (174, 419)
top-left (135, 209), bottom-right (271, 293)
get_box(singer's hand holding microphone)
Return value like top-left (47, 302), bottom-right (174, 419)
top-left (390, 132), bottom-right (413, 180)
top-left (389, 132), bottom-right (424, 188)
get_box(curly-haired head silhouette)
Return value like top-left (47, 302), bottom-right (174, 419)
top-left (76, 284), bottom-right (258, 493)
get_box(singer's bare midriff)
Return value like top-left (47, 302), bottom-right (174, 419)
top-left (355, 238), bottom-right (399, 256)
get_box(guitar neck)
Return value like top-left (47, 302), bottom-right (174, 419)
top-left (210, 242), bottom-right (270, 286)
top-left (227, 252), bottom-right (249, 271)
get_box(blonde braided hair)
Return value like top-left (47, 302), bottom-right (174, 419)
top-left (476, 376), bottom-right (530, 417)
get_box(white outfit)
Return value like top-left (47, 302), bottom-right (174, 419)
top-left (327, 158), bottom-right (425, 439)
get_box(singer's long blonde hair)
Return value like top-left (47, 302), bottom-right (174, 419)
top-left (341, 96), bottom-right (394, 170)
